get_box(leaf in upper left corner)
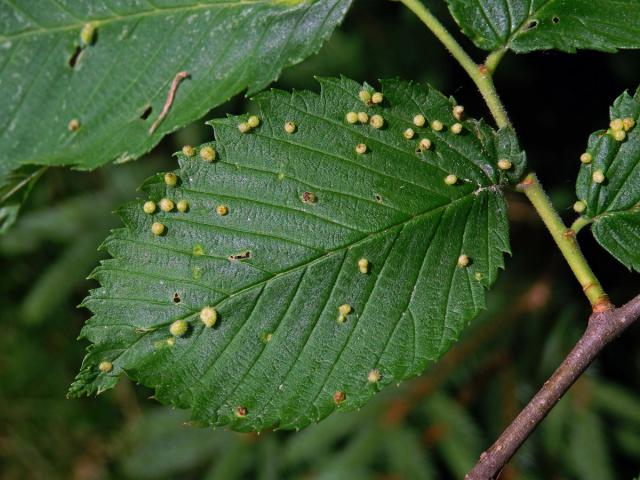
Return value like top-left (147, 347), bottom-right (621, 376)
top-left (0, 0), bottom-right (352, 178)
top-left (575, 85), bottom-right (640, 272)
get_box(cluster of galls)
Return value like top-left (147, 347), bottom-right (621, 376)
top-left (574, 115), bottom-right (637, 213)
top-left (608, 116), bottom-right (635, 142)
top-left (143, 164), bottom-right (228, 236)
top-left (343, 89), bottom-right (509, 186)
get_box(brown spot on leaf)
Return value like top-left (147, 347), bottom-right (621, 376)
top-left (229, 251), bottom-right (251, 261)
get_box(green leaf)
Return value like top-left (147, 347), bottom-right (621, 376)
top-left (69, 76), bottom-right (521, 431)
top-left (575, 86), bottom-right (640, 271)
top-left (445, 0), bottom-right (640, 53)
top-left (0, 166), bottom-right (45, 235)
top-left (592, 381), bottom-right (640, 427)
top-left (568, 410), bottom-right (614, 480)
top-left (0, 0), bottom-right (351, 179)
top-left (423, 392), bottom-right (482, 478)
top-left (120, 408), bottom-right (228, 479)
top-left (384, 428), bottom-right (436, 480)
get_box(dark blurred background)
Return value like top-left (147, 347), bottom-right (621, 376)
top-left (2, 2), bottom-right (640, 479)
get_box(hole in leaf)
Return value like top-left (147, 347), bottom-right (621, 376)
top-left (524, 20), bottom-right (538, 31)
top-left (140, 105), bottom-right (153, 120)
top-left (551, 16), bottom-right (560, 24)
top-left (374, 193), bottom-right (382, 203)
top-left (229, 251), bottom-right (251, 261)
top-left (68, 45), bottom-right (82, 68)
top-left (173, 293), bottom-right (181, 303)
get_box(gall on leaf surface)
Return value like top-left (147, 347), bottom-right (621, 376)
top-left (576, 86), bottom-right (640, 272)
top-left (445, 0), bottom-right (640, 53)
top-left (0, 0), bottom-right (351, 178)
top-left (69, 77), bottom-right (525, 431)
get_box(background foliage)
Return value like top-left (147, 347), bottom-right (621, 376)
top-left (2, 1), bottom-right (640, 478)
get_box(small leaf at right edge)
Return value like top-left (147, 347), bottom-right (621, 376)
top-left (69, 76), bottom-right (524, 432)
top-left (445, 0), bottom-right (640, 53)
top-left (575, 86), bottom-right (640, 271)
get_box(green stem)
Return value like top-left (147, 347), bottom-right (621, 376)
top-left (398, 0), bottom-right (510, 128)
top-left (485, 48), bottom-right (506, 74)
top-left (517, 174), bottom-right (610, 309)
top-left (570, 216), bottom-right (592, 235)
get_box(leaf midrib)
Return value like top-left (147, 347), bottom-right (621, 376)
top-left (99, 190), bottom-right (488, 336)
top-left (0, 0), bottom-right (295, 42)
top-left (503, 0), bottom-right (555, 50)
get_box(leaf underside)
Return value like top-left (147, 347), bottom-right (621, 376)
top-left (0, 0), bottom-right (351, 179)
top-left (576, 86), bottom-right (640, 272)
top-left (445, 0), bottom-right (640, 53)
top-left (69, 76), bottom-right (523, 431)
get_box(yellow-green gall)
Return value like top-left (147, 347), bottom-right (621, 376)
top-left (284, 121), bottom-right (296, 133)
top-left (166, 337), bottom-right (176, 347)
top-left (580, 152), bottom-right (592, 164)
top-left (359, 90), bottom-right (372, 104)
top-left (573, 200), bottom-right (587, 213)
top-left (358, 258), bottom-right (369, 273)
top-left (143, 201), bottom-right (156, 214)
top-left (623, 117), bottom-right (636, 131)
top-left (216, 204), bottom-right (228, 216)
top-left (403, 128), bottom-right (415, 139)
top-left (339, 304), bottom-right (352, 316)
top-left (453, 105), bottom-right (465, 120)
top-left (413, 114), bottom-right (426, 127)
top-left (369, 114), bottom-right (384, 129)
top-left (80, 22), bottom-right (96, 45)
top-left (151, 222), bottom-right (165, 236)
top-left (371, 92), bottom-right (384, 104)
top-left (444, 174), bottom-right (458, 185)
top-left (592, 170), bottom-right (605, 184)
top-left (169, 319), bottom-right (188, 337)
top-left (367, 369), bottom-right (381, 383)
top-left (182, 145), bottom-right (195, 157)
top-left (610, 118), bottom-right (624, 131)
top-left (450, 123), bottom-right (463, 134)
top-left (357, 112), bottom-right (369, 124)
top-left (419, 138), bottom-right (432, 151)
top-left (457, 254), bottom-right (470, 267)
top-left (355, 143), bottom-right (367, 154)
top-left (176, 200), bottom-right (189, 212)
top-left (98, 360), bottom-right (113, 373)
top-left (238, 122), bottom-right (251, 133)
top-left (200, 306), bottom-right (217, 328)
top-left (159, 198), bottom-right (174, 212)
top-left (200, 145), bottom-right (216, 162)
top-left (497, 159), bottom-right (512, 170)
top-left (164, 172), bottom-right (178, 187)
top-left (247, 115), bottom-right (260, 128)
top-left (431, 120), bottom-right (444, 131)
top-left (68, 118), bottom-right (80, 132)
top-left (346, 111), bottom-right (358, 124)
top-left (613, 129), bottom-right (626, 141)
